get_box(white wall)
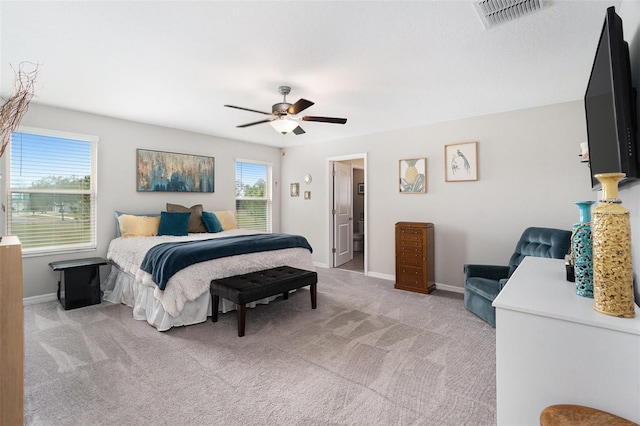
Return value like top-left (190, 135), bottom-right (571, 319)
top-left (281, 101), bottom-right (606, 288)
top-left (7, 103), bottom-right (282, 298)
top-left (10, 100), bottom-right (640, 298)
top-left (279, 0), bottom-right (640, 296)
top-left (9, 100), bottom-right (640, 298)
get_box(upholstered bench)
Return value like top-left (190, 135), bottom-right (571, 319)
top-left (210, 266), bottom-right (317, 337)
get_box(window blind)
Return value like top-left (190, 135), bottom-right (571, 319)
top-left (235, 160), bottom-right (272, 232)
top-left (7, 130), bottom-right (97, 254)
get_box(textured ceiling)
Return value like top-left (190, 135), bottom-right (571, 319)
top-left (0, 1), bottom-right (621, 148)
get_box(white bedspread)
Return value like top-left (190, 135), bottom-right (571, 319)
top-left (106, 229), bottom-right (315, 318)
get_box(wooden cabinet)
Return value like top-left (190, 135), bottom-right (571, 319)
top-left (395, 222), bottom-right (435, 294)
top-left (0, 236), bottom-right (24, 425)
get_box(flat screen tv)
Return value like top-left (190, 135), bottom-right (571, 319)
top-left (584, 6), bottom-right (638, 190)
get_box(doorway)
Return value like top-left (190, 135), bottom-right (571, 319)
top-left (327, 153), bottom-right (367, 274)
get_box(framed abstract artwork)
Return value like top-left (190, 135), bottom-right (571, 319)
top-left (445, 142), bottom-right (478, 182)
top-left (399, 158), bottom-right (426, 193)
top-left (136, 149), bottom-right (215, 192)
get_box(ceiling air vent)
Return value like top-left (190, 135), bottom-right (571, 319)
top-left (473, 0), bottom-right (549, 29)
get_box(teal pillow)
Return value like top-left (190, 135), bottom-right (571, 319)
top-left (202, 211), bottom-right (223, 233)
top-left (157, 211), bottom-right (191, 236)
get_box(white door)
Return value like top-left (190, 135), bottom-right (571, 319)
top-left (333, 161), bottom-right (353, 267)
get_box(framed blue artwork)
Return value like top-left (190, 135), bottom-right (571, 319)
top-left (136, 149), bottom-right (215, 192)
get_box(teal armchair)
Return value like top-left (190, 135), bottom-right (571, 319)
top-left (464, 227), bottom-right (572, 327)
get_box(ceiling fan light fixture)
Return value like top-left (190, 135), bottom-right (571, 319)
top-left (270, 117), bottom-right (298, 134)
top-left (225, 86), bottom-right (346, 135)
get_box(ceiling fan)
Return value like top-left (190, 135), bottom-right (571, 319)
top-left (224, 86), bottom-right (347, 135)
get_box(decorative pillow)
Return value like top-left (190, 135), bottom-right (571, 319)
top-left (202, 211), bottom-right (223, 233)
top-left (114, 211), bottom-right (160, 237)
top-left (157, 211), bottom-right (191, 236)
top-left (117, 214), bottom-right (161, 238)
top-left (166, 203), bottom-right (207, 233)
top-left (213, 210), bottom-right (239, 230)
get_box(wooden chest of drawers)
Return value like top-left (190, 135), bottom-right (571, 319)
top-left (395, 222), bottom-right (435, 294)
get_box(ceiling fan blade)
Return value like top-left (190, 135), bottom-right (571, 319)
top-left (302, 116), bottom-right (347, 124)
top-left (292, 126), bottom-right (305, 135)
top-left (224, 105), bottom-right (272, 116)
top-left (288, 98), bottom-right (314, 115)
top-left (236, 119), bottom-right (273, 128)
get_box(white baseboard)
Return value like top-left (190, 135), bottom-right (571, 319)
top-left (435, 283), bottom-right (464, 294)
top-left (323, 266), bottom-right (464, 294)
top-left (366, 274), bottom-right (463, 294)
top-left (23, 292), bottom-right (57, 306)
top-left (367, 271), bottom-right (394, 281)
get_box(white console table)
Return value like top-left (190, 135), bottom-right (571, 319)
top-left (492, 256), bottom-right (640, 425)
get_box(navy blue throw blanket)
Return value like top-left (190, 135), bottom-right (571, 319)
top-left (140, 233), bottom-right (313, 290)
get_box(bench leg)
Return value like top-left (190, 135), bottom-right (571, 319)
top-left (211, 294), bottom-right (219, 322)
top-left (282, 291), bottom-right (289, 300)
top-left (310, 283), bottom-right (317, 309)
top-left (237, 304), bottom-right (246, 337)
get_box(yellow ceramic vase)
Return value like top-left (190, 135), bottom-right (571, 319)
top-left (591, 173), bottom-right (635, 318)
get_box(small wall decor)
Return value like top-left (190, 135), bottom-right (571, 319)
top-left (399, 158), bottom-right (426, 193)
top-left (290, 183), bottom-right (300, 197)
top-left (445, 141), bottom-right (478, 182)
top-left (136, 149), bottom-right (214, 192)
top-left (358, 183), bottom-right (364, 194)
top-left (579, 142), bottom-right (589, 163)
top-left (304, 191), bottom-right (311, 200)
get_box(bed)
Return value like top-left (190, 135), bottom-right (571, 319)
top-left (102, 207), bottom-right (315, 331)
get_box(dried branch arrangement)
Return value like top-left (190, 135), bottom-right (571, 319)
top-left (0, 62), bottom-right (39, 158)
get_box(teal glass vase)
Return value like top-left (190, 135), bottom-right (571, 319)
top-left (573, 201), bottom-right (595, 298)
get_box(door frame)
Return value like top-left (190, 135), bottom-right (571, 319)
top-left (326, 153), bottom-right (368, 274)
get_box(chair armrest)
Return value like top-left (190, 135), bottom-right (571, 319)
top-left (498, 278), bottom-right (510, 290)
top-left (464, 264), bottom-right (510, 281)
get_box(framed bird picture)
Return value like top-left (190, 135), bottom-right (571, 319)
top-left (445, 141), bottom-right (478, 182)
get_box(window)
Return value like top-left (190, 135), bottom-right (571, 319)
top-left (235, 160), bottom-right (272, 232)
top-left (6, 127), bottom-right (98, 255)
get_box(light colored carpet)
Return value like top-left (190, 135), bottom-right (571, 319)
top-left (24, 267), bottom-right (496, 425)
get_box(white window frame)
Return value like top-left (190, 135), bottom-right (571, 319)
top-left (5, 126), bottom-right (98, 257)
top-left (235, 158), bottom-right (272, 233)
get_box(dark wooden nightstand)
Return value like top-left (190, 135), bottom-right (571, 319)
top-left (49, 257), bottom-right (108, 310)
